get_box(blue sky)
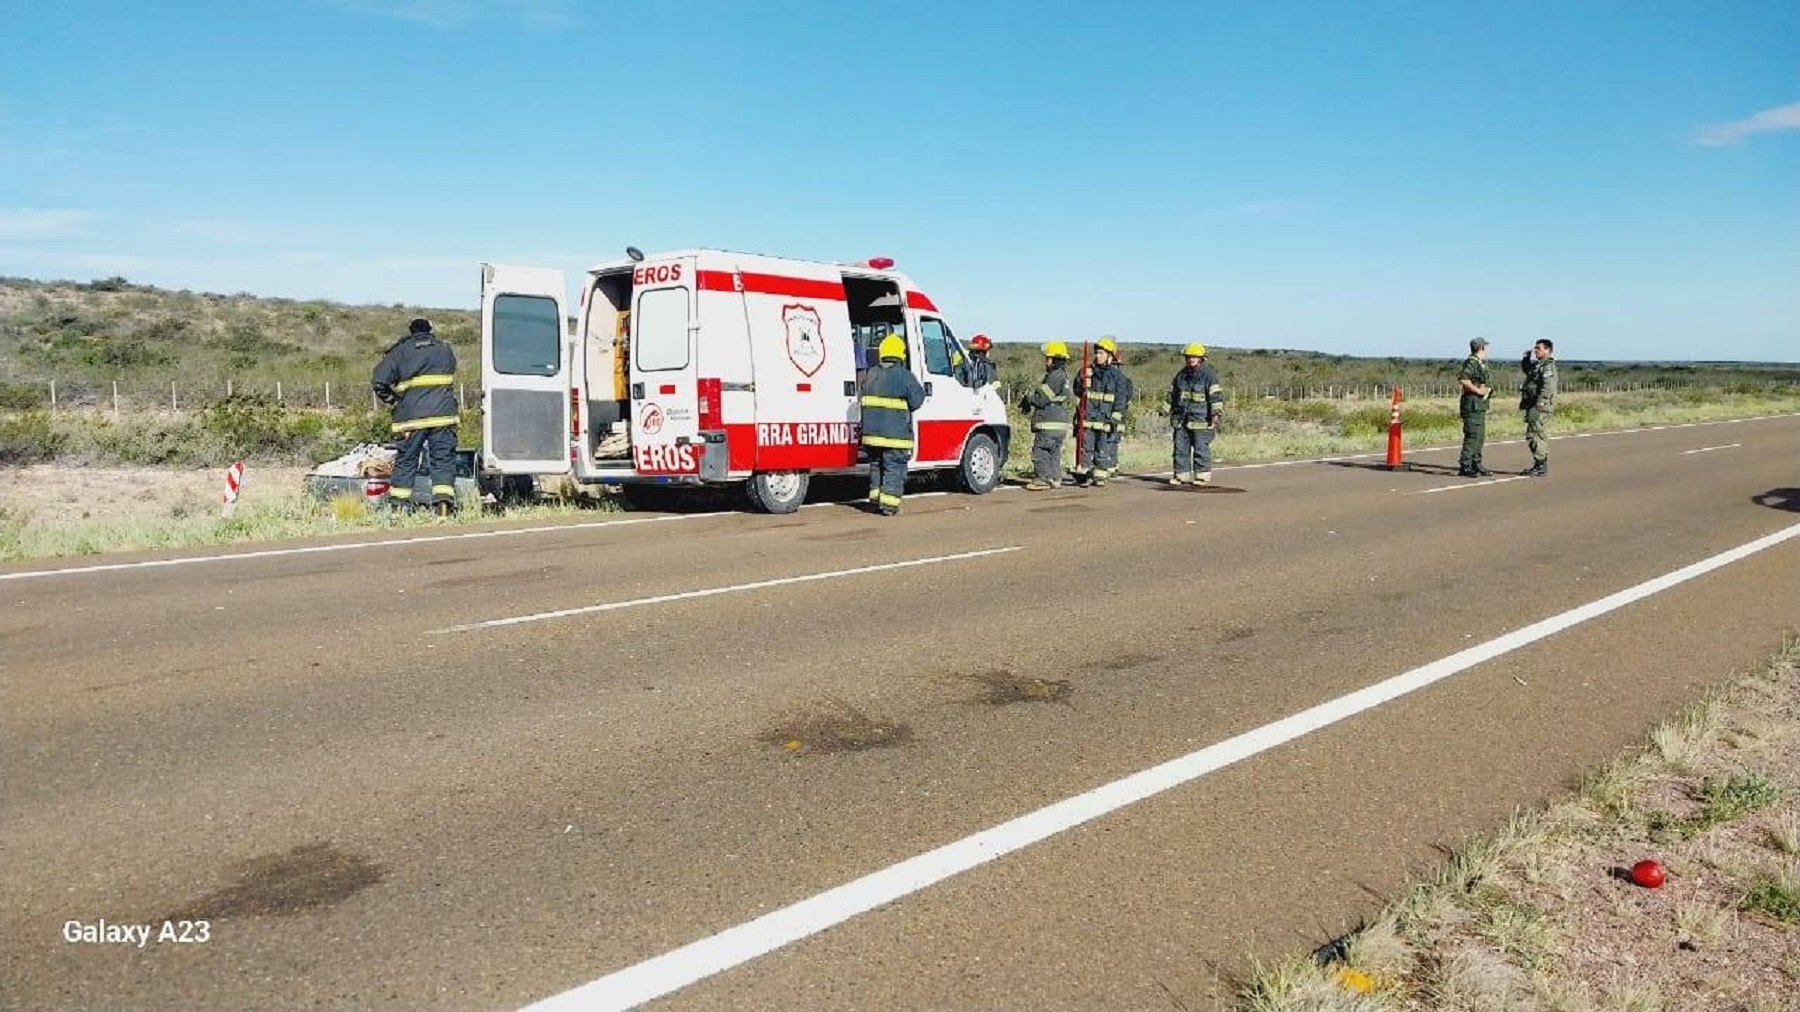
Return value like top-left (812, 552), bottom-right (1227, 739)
top-left (2, 1), bottom-right (1796, 361)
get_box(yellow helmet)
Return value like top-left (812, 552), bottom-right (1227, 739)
top-left (1183, 342), bottom-right (1207, 358)
top-left (878, 334), bottom-right (907, 362)
top-left (1042, 340), bottom-right (1071, 359)
top-left (1095, 336), bottom-right (1119, 356)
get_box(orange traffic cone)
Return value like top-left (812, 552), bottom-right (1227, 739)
top-left (1385, 388), bottom-right (1405, 470)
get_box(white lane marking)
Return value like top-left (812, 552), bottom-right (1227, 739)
top-left (0, 512), bottom-right (732, 583)
top-left (1410, 476), bottom-right (1531, 495)
top-left (437, 547), bottom-right (1024, 633)
top-left (520, 520), bottom-right (1800, 1012)
top-left (5, 412), bottom-right (1789, 583)
top-left (1136, 411), bottom-right (1798, 478)
top-left (1681, 443), bottom-right (1742, 456)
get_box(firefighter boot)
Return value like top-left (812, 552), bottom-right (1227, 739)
top-left (1168, 473), bottom-right (1192, 486)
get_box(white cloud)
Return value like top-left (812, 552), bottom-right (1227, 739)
top-left (0, 208), bottom-right (100, 241)
top-left (324, 0), bottom-right (570, 29)
top-left (1234, 199), bottom-right (1310, 218)
top-left (1693, 101), bottom-right (1800, 147)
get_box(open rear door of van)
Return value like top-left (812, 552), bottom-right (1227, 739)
top-left (480, 262), bottom-right (568, 475)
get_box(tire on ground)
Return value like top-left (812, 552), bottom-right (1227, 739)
top-left (746, 471), bottom-right (809, 514)
top-left (954, 432), bottom-right (1001, 495)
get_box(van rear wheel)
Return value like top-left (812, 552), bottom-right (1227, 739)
top-left (954, 432), bottom-right (1001, 494)
top-left (746, 471), bottom-right (809, 514)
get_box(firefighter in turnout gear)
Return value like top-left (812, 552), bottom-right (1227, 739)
top-left (1169, 343), bottom-right (1224, 484)
top-left (1024, 341), bottom-right (1074, 490)
top-left (372, 318), bottom-right (459, 514)
top-left (859, 332), bottom-right (927, 515)
top-left (1073, 336), bottom-right (1133, 486)
top-left (962, 333), bottom-right (998, 388)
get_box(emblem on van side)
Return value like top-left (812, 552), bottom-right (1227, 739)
top-left (639, 402), bottom-right (665, 435)
top-left (782, 304), bottom-right (825, 377)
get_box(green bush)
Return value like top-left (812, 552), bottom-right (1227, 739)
top-left (0, 410), bottom-right (68, 464)
top-left (0, 384), bottom-right (46, 409)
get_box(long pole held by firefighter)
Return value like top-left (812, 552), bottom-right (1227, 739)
top-left (1075, 340), bottom-right (1092, 473)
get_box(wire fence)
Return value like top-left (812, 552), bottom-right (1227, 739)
top-left (0, 376), bottom-right (1735, 415)
top-left (20, 379), bottom-right (476, 414)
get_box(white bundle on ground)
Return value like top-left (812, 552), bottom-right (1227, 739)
top-left (310, 443), bottom-right (396, 478)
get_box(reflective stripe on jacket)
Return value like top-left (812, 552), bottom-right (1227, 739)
top-left (1170, 364), bottom-right (1222, 429)
top-left (373, 332), bottom-right (459, 433)
top-left (1075, 362), bottom-right (1133, 432)
top-left (860, 362), bottom-right (926, 449)
top-left (1026, 364), bottom-right (1073, 432)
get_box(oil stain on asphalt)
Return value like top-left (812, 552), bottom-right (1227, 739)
top-left (966, 670), bottom-right (1074, 706)
top-left (760, 699), bottom-right (914, 755)
top-left (166, 843), bottom-right (384, 920)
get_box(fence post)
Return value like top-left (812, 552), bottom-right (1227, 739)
top-left (458, 382), bottom-right (465, 406)
top-left (49, 379), bottom-right (57, 412)
top-left (172, 381), bottom-right (178, 411)
top-left (276, 381), bottom-right (283, 403)
top-left (226, 378), bottom-right (233, 398)
top-left (112, 380), bottom-right (119, 419)
top-left (324, 381), bottom-right (331, 408)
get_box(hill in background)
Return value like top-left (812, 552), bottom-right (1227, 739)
top-left (3, 276), bottom-right (1796, 411)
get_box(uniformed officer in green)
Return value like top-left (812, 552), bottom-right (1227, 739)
top-left (1456, 337), bottom-right (1495, 477)
top-left (1024, 341), bottom-right (1074, 490)
top-left (1073, 336), bottom-right (1133, 486)
top-left (860, 331), bottom-right (928, 515)
top-left (1518, 338), bottom-right (1559, 476)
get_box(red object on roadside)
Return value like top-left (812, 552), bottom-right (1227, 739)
top-left (1631, 860), bottom-right (1666, 889)
top-left (1384, 387), bottom-right (1404, 469)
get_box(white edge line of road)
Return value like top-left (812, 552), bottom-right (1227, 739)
top-left (1680, 443), bottom-right (1742, 456)
top-left (1410, 475), bottom-right (1532, 495)
top-left (520, 518), bottom-right (1800, 1012)
top-left (5, 412), bottom-right (1793, 583)
top-left (434, 546), bottom-right (1024, 633)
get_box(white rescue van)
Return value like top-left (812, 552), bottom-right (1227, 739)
top-left (479, 250), bottom-right (1011, 513)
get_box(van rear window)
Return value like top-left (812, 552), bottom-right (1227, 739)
top-left (492, 294), bottom-right (560, 376)
top-left (635, 287), bottom-right (690, 372)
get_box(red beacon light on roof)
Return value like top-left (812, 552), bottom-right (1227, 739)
top-left (865, 256), bottom-right (895, 270)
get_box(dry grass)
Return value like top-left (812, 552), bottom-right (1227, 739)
top-left (1229, 640), bottom-right (1800, 1012)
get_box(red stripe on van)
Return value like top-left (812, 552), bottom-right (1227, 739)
top-left (695, 270), bottom-right (847, 302)
top-left (915, 419), bottom-right (979, 464)
top-left (905, 291), bottom-right (938, 312)
top-left (659, 384), bottom-right (676, 395)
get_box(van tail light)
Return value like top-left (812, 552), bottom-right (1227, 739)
top-left (366, 480), bottom-right (391, 497)
top-left (698, 377), bottom-right (723, 430)
top-left (569, 387), bottom-right (581, 440)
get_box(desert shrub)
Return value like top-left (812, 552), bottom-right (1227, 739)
top-left (78, 415), bottom-right (213, 466)
top-left (0, 410), bottom-right (68, 464)
top-left (0, 384), bottom-right (46, 409)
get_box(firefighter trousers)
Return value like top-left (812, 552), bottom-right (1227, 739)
top-left (391, 425), bottom-right (457, 505)
top-left (867, 447), bottom-right (910, 511)
top-left (1078, 428), bottom-right (1121, 477)
top-left (1173, 425), bottom-right (1214, 477)
top-left (1031, 430), bottom-right (1066, 483)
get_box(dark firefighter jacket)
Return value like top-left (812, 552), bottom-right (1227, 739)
top-left (1170, 364), bottom-right (1223, 428)
top-left (1075, 361), bottom-right (1133, 433)
top-left (373, 331), bottom-right (459, 434)
top-left (1026, 363), bottom-right (1073, 432)
top-left (860, 361), bottom-right (927, 450)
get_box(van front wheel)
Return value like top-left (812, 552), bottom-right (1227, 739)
top-left (746, 470), bottom-right (809, 514)
top-left (954, 432), bottom-right (1001, 494)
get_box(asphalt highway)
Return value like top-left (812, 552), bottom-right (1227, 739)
top-left (3, 415), bottom-right (1797, 1011)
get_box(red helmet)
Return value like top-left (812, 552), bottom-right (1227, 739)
top-left (969, 333), bottom-right (992, 351)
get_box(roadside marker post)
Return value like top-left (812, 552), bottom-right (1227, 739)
top-left (1385, 386), bottom-right (1406, 470)
top-left (220, 460), bottom-right (245, 518)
